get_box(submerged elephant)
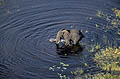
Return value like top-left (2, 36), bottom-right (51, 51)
top-left (56, 29), bottom-right (71, 46)
top-left (56, 29), bottom-right (84, 47)
top-left (56, 29), bottom-right (64, 44)
top-left (61, 30), bottom-right (71, 46)
top-left (70, 29), bottom-right (84, 45)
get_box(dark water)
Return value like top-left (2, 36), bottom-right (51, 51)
top-left (0, 0), bottom-right (120, 79)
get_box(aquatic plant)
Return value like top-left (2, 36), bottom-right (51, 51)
top-left (96, 10), bottom-right (104, 18)
top-left (49, 62), bottom-right (70, 79)
top-left (87, 47), bottom-right (120, 79)
top-left (74, 47), bottom-right (120, 79)
top-left (73, 68), bottom-right (84, 76)
top-left (96, 8), bottom-right (120, 29)
top-left (87, 43), bottom-right (101, 53)
top-left (74, 8), bottom-right (120, 79)
top-left (94, 47), bottom-right (120, 72)
top-left (112, 8), bottom-right (120, 18)
top-left (85, 72), bottom-right (120, 79)
top-left (111, 18), bottom-right (120, 28)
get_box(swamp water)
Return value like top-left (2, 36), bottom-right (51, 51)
top-left (0, 0), bottom-right (120, 79)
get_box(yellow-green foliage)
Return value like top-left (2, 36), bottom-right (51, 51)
top-left (96, 8), bottom-right (120, 29)
top-left (74, 47), bottom-right (120, 79)
top-left (111, 18), bottom-right (120, 28)
top-left (76, 72), bottom-right (120, 79)
top-left (49, 62), bottom-right (70, 79)
top-left (94, 47), bottom-right (120, 71)
top-left (73, 68), bottom-right (84, 75)
top-left (74, 8), bottom-right (120, 79)
top-left (91, 72), bottom-right (120, 79)
top-left (96, 10), bottom-right (104, 18)
top-left (112, 8), bottom-right (120, 18)
top-left (92, 47), bottom-right (120, 79)
top-left (87, 43), bottom-right (101, 53)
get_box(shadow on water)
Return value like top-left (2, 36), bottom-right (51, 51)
top-left (56, 44), bottom-right (84, 56)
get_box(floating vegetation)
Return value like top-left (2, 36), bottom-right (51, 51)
top-left (111, 18), bottom-right (120, 28)
top-left (95, 24), bottom-right (99, 28)
top-left (60, 62), bottom-right (69, 67)
top-left (71, 67), bottom-right (86, 79)
top-left (49, 65), bottom-right (56, 71)
top-left (96, 8), bottom-right (120, 30)
top-left (72, 7), bottom-right (120, 79)
top-left (57, 73), bottom-right (70, 79)
top-left (74, 47), bottom-right (120, 79)
top-left (87, 43), bottom-right (101, 53)
top-left (74, 8), bottom-right (120, 79)
top-left (84, 63), bottom-right (88, 67)
top-left (112, 8), bottom-right (120, 18)
top-left (86, 47), bottom-right (120, 79)
top-left (96, 10), bottom-right (104, 18)
top-left (94, 47), bottom-right (120, 72)
top-left (89, 47), bottom-right (120, 79)
top-left (49, 62), bottom-right (70, 79)
top-left (73, 68), bottom-right (84, 75)
top-left (82, 72), bottom-right (120, 79)
top-left (49, 62), bottom-right (69, 72)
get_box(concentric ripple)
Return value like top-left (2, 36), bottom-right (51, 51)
top-left (0, 0), bottom-right (120, 79)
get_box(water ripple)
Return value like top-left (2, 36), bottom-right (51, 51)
top-left (0, 0), bottom-right (119, 79)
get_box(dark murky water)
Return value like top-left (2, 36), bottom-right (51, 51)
top-left (0, 0), bottom-right (120, 79)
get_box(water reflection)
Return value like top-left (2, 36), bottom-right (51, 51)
top-left (56, 44), bottom-right (83, 56)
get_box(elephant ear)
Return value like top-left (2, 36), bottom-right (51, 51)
top-left (79, 30), bottom-right (84, 38)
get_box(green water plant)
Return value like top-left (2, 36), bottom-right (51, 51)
top-left (73, 68), bottom-right (84, 76)
top-left (74, 47), bottom-right (120, 79)
top-left (96, 10), bottom-right (104, 18)
top-left (86, 72), bottom-right (120, 79)
top-left (112, 8), bottom-right (120, 18)
top-left (87, 43), bottom-right (101, 53)
top-left (74, 8), bottom-right (120, 79)
top-left (96, 8), bottom-right (120, 30)
top-left (49, 62), bottom-right (70, 79)
top-left (90, 46), bottom-right (120, 79)
top-left (94, 47), bottom-right (120, 72)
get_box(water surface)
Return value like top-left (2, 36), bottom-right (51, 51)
top-left (0, 0), bottom-right (120, 79)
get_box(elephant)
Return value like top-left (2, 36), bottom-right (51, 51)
top-left (56, 29), bottom-right (71, 46)
top-left (56, 29), bottom-right (84, 47)
top-left (70, 29), bottom-right (84, 45)
top-left (56, 30), bottom-right (64, 44)
top-left (62, 30), bottom-right (71, 46)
